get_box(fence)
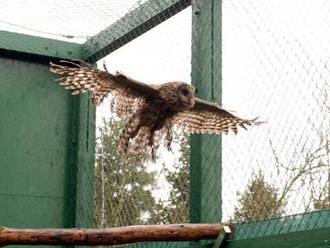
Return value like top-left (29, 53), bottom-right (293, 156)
top-left (222, 0), bottom-right (330, 239)
top-left (0, 0), bottom-right (330, 247)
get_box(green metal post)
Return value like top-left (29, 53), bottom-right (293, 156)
top-left (190, 0), bottom-right (222, 225)
top-left (74, 94), bottom-right (96, 227)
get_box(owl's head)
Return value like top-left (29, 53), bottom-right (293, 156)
top-left (158, 82), bottom-right (195, 110)
top-left (176, 83), bottom-right (195, 109)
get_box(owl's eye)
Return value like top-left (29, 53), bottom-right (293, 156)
top-left (179, 88), bottom-right (189, 96)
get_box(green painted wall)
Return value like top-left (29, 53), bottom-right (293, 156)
top-left (0, 56), bottom-right (95, 246)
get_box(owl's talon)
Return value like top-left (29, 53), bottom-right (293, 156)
top-left (151, 149), bottom-right (157, 161)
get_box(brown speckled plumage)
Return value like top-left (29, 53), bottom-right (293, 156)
top-left (50, 61), bottom-right (263, 159)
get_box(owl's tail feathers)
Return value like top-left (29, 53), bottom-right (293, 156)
top-left (129, 127), bottom-right (153, 156)
top-left (128, 128), bottom-right (161, 161)
top-left (117, 121), bottom-right (160, 161)
top-left (117, 116), bottom-right (141, 155)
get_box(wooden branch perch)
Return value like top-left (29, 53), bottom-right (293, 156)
top-left (0, 223), bottom-right (234, 246)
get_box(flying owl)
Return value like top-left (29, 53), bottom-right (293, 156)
top-left (50, 60), bottom-right (262, 159)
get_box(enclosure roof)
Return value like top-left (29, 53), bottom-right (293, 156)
top-left (0, 0), bottom-right (147, 43)
top-left (0, 0), bottom-right (190, 62)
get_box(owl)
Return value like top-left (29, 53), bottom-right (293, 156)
top-left (50, 60), bottom-right (262, 159)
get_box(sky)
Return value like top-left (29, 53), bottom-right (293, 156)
top-left (1, 0), bottom-right (330, 221)
top-left (222, 0), bottom-right (330, 219)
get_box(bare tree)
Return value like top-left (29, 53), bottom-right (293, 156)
top-left (269, 135), bottom-right (330, 212)
top-left (268, 88), bottom-right (330, 212)
top-left (235, 88), bottom-right (330, 221)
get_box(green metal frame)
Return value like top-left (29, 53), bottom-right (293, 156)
top-left (82, 0), bottom-right (191, 62)
top-left (0, 30), bottom-right (83, 59)
top-left (1, 0), bottom-right (330, 247)
top-left (0, 0), bottom-right (191, 62)
top-left (190, 1), bottom-right (222, 247)
top-left (72, 95), bottom-right (96, 227)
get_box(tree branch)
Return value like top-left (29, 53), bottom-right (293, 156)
top-left (0, 223), bottom-right (232, 246)
top-left (269, 134), bottom-right (330, 209)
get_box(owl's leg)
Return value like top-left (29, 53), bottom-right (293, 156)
top-left (118, 116), bottom-right (141, 154)
top-left (164, 130), bottom-right (173, 152)
top-left (164, 122), bottom-right (173, 152)
top-left (149, 130), bottom-right (162, 161)
top-left (146, 130), bottom-right (156, 161)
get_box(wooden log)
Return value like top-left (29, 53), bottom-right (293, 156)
top-left (0, 223), bottom-right (233, 246)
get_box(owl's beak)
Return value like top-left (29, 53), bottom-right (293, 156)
top-left (190, 98), bottom-right (195, 108)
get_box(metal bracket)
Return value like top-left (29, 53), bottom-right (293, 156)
top-left (212, 225), bottom-right (232, 248)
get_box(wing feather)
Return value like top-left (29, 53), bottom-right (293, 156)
top-left (173, 98), bottom-right (263, 134)
top-left (50, 61), bottom-right (158, 117)
top-left (50, 61), bottom-right (158, 104)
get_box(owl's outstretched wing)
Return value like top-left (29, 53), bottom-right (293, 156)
top-left (172, 97), bottom-right (263, 134)
top-left (50, 61), bottom-right (158, 116)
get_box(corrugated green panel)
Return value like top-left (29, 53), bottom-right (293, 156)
top-left (0, 31), bottom-right (83, 60)
top-left (234, 210), bottom-right (330, 240)
top-left (190, 0), bottom-right (222, 224)
top-left (123, 241), bottom-right (191, 248)
top-left (228, 227), bottom-right (330, 248)
top-left (0, 57), bottom-right (95, 247)
top-left (82, 0), bottom-right (191, 62)
top-left (228, 211), bottom-right (330, 248)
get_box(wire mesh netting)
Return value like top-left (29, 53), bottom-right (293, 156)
top-left (91, 5), bottom-right (192, 232)
top-left (0, 0), bottom-right (147, 43)
top-left (222, 0), bottom-right (330, 235)
top-left (2, 0), bottom-right (330, 246)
